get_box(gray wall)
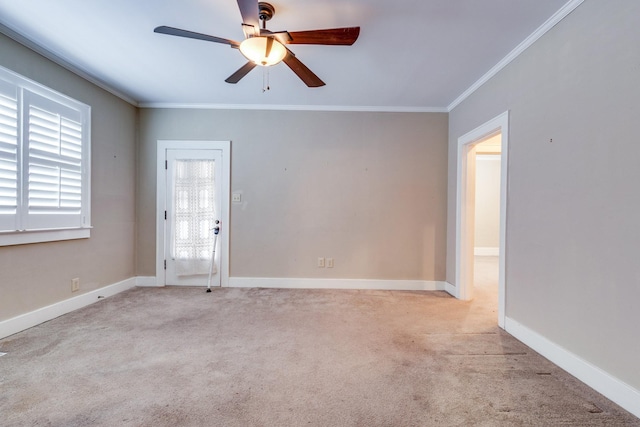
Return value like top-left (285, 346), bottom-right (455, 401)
top-left (138, 109), bottom-right (448, 281)
top-left (0, 34), bottom-right (137, 321)
top-left (447, 0), bottom-right (640, 390)
top-left (474, 156), bottom-right (501, 249)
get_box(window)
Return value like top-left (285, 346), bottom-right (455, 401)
top-left (0, 65), bottom-right (91, 246)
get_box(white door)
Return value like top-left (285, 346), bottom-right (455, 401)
top-left (164, 149), bottom-right (222, 286)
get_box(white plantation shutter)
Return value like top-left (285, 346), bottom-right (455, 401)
top-left (0, 81), bottom-right (19, 231)
top-left (24, 92), bottom-right (86, 230)
top-left (0, 65), bottom-right (90, 245)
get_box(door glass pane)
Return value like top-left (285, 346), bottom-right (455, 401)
top-left (172, 159), bottom-right (216, 276)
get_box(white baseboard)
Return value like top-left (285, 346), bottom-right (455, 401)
top-left (0, 277), bottom-right (136, 340)
top-left (135, 276), bottom-right (159, 287)
top-left (505, 317), bottom-right (640, 419)
top-left (444, 282), bottom-right (457, 297)
top-left (228, 277), bottom-right (448, 291)
top-left (129, 276), bottom-right (450, 292)
top-left (474, 247), bottom-right (500, 256)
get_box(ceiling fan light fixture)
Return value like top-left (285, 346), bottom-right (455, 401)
top-left (239, 36), bottom-right (286, 66)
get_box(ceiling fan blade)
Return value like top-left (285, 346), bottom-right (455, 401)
top-left (283, 50), bottom-right (325, 88)
top-left (225, 61), bottom-right (257, 84)
top-left (236, 0), bottom-right (260, 30)
top-left (287, 27), bottom-right (360, 45)
top-left (154, 26), bottom-right (240, 48)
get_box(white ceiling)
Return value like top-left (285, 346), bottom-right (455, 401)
top-left (0, 0), bottom-right (575, 110)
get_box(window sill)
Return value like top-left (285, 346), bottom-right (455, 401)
top-left (0, 227), bottom-right (91, 246)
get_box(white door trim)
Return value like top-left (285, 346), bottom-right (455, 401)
top-left (455, 111), bottom-right (508, 328)
top-left (156, 140), bottom-right (231, 287)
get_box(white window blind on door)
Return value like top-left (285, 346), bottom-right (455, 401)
top-left (24, 91), bottom-right (85, 230)
top-left (172, 159), bottom-right (217, 276)
top-left (0, 80), bottom-right (18, 231)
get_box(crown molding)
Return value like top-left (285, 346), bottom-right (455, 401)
top-left (447, 0), bottom-right (584, 112)
top-left (137, 102), bottom-right (447, 113)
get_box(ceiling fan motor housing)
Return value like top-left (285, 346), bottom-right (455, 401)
top-left (258, 2), bottom-right (275, 22)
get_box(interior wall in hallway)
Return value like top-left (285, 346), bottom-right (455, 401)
top-left (474, 155), bottom-right (501, 250)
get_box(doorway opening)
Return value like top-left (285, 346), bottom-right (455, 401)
top-left (455, 112), bottom-right (508, 328)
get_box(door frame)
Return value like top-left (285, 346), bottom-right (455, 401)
top-left (156, 140), bottom-right (231, 287)
top-left (455, 111), bottom-right (508, 328)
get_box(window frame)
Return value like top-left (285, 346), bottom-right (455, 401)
top-left (0, 65), bottom-right (91, 246)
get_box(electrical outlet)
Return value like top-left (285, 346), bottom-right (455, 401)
top-left (317, 257), bottom-right (325, 268)
top-left (232, 193), bottom-right (242, 202)
top-left (326, 258), bottom-right (334, 268)
top-left (71, 278), bottom-right (80, 292)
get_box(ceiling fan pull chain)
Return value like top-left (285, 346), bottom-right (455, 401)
top-left (262, 67), bottom-right (270, 92)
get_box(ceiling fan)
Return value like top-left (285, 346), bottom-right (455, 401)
top-left (154, 0), bottom-right (360, 87)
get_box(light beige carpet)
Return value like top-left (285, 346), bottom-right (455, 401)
top-left (1, 267), bottom-right (638, 426)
